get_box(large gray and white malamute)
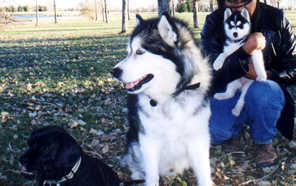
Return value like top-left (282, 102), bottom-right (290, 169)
top-left (111, 14), bottom-right (212, 186)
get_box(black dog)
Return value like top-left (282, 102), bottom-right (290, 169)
top-left (19, 126), bottom-right (142, 186)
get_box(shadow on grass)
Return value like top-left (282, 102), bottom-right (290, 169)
top-left (0, 35), bottom-right (128, 77)
top-left (0, 34), bottom-right (130, 185)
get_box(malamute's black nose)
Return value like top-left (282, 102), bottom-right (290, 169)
top-left (233, 32), bottom-right (238, 38)
top-left (111, 67), bottom-right (122, 78)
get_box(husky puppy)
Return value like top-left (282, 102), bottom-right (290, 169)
top-left (213, 8), bottom-right (267, 116)
top-left (111, 14), bottom-right (212, 186)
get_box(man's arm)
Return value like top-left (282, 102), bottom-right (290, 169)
top-left (275, 15), bottom-right (296, 85)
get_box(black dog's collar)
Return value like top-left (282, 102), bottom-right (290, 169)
top-left (43, 156), bottom-right (82, 186)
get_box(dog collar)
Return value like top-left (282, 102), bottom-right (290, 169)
top-left (173, 82), bottom-right (201, 96)
top-left (43, 156), bottom-right (82, 186)
top-left (149, 82), bottom-right (201, 107)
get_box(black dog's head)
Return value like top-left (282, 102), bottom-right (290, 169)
top-left (19, 126), bottom-right (81, 182)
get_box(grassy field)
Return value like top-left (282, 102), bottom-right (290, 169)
top-left (0, 11), bottom-right (296, 186)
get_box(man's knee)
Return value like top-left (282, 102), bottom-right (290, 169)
top-left (246, 80), bottom-right (285, 109)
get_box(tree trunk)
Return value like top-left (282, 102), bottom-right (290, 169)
top-left (35, 0), bottom-right (39, 26)
top-left (94, 0), bottom-right (98, 21)
top-left (121, 0), bottom-right (127, 33)
top-left (210, 0), bottom-right (214, 12)
top-left (53, 0), bottom-right (57, 24)
top-left (192, 0), bottom-right (198, 28)
top-left (127, 0), bottom-right (130, 20)
top-left (171, 0), bottom-right (175, 16)
top-left (101, 1), bottom-right (105, 22)
top-left (158, 0), bottom-right (171, 15)
top-left (104, 0), bottom-right (108, 23)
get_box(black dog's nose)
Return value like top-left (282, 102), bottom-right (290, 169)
top-left (19, 155), bottom-right (28, 167)
top-left (233, 32), bottom-right (238, 38)
top-left (111, 68), bottom-right (122, 78)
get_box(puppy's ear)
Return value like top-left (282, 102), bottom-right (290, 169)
top-left (158, 13), bottom-right (177, 47)
top-left (136, 14), bottom-right (144, 26)
top-left (224, 8), bottom-right (232, 21)
top-left (241, 8), bottom-right (250, 22)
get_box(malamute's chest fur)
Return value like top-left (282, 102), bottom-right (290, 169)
top-left (137, 93), bottom-right (211, 176)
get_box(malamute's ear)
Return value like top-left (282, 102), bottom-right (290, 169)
top-left (136, 14), bottom-right (144, 26)
top-left (241, 8), bottom-right (250, 22)
top-left (224, 8), bottom-right (232, 21)
top-left (158, 14), bottom-right (177, 47)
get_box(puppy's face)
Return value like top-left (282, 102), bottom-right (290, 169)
top-left (19, 126), bottom-right (81, 181)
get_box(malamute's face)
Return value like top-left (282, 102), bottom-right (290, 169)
top-left (111, 14), bottom-right (191, 97)
top-left (224, 8), bottom-right (251, 41)
top-left (112, 37), bottom-right (180, 95)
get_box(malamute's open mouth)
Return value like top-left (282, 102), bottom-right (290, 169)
top-left (126, 74), bottom-right (154, 92)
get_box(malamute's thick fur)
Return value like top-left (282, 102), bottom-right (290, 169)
top-left (111, 14), bottom-right (212, 186)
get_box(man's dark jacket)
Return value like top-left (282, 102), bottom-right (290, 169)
top-left (201, 2), bottom-right (296, 140)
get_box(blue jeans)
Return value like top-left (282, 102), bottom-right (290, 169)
top-left (210, 80), bottom-right (285, 145)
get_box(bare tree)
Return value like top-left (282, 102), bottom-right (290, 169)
top-left (103, 0), bottom-right (108, 23)
top-left (121, 0), bottom-right (127, 33)
top-left (94, 0), bottom-right (98, 21)
top-left (53, 0), bottom-right (57, 24)
top-left (277, 0), bottom-right (280, 8)
top-left (192, 0), bottom-right (198, 28)
top-left (127, 0), bottom-right (130, 20)
top-left (171, 0), bottom-right (175, 16)
top-left (271, 0), bottom-right (280, 7)
top-left (210, 0), bottom-right (214, 12)
top-left (158, 0), bottom-right (171, 15)
top-left (35, 0), bottom-right (39, 26)
top-left (100, 0), bottom-right (105, 22)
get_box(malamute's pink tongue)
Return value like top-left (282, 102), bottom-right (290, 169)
top-left (126, 79), bottom-right (140, 89)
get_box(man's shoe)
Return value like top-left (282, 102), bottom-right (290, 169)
top-left (255, 143), bottom-right (278, 168)
top-left (222, 136), bottom-right (244, 153)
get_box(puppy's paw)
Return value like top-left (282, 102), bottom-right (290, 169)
top-left (232, 107), bottom-right (241, 117)
top-left (213, 56), bottom-right (224, 70)
top-left (214, 93), bottom-right (227, 100)
top-left (232, 103), bottom-right (243, 116)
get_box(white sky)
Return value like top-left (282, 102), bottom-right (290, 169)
top-left (0, 0), bottom-right (158, 9)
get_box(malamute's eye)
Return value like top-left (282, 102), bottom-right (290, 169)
top-left (136, 49), bottom-right (145, 55)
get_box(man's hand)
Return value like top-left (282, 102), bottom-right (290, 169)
top-left (242, 32), bottom-right (266, 55)
top-left (243, 33), bottom-right (266, 79)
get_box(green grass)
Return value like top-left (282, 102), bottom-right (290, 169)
top-left (0, 11), bottom-right (296, 186)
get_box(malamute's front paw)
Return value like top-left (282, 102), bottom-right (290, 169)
top-left (213, 55), bottom-right (225, 70)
